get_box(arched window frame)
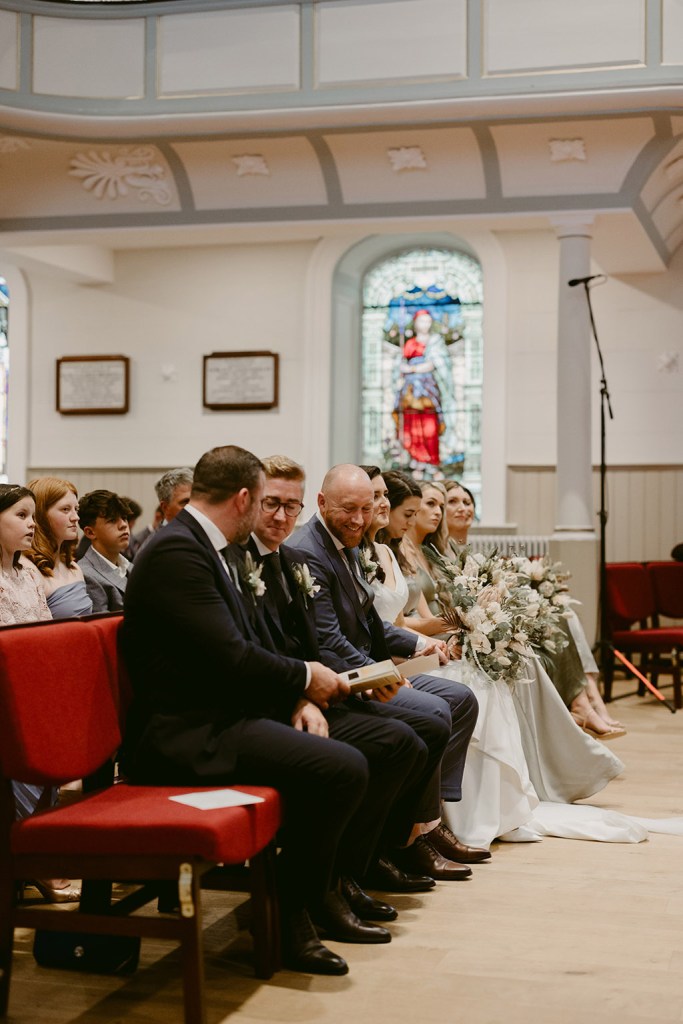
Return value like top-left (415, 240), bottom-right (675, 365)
top-left (360, 246), bottom-right (484, 504)
top-left (0, 266), bottom-right (29, 485)
top-left (320, 229), bottom-right (509, 528)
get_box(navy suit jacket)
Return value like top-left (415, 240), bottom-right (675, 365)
top-left (121, 508), bottom-right (307, 780)
top-left (288, 514), bottom-right (418, 673)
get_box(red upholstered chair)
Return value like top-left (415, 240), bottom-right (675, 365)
top-left (604, 563), bottom-right (683, 707)
top-left (646, 561), bottom-right (683, 621)
top-left (0, 616), bottom-right (282, 1024)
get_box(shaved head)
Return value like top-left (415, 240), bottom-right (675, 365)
top-left (321, 464), bottom-right (373, 500)
top-left (318, 464), bottom-right (374, 548)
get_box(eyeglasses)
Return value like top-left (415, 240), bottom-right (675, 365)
top-left (260, 497), bottom-right (304, 518)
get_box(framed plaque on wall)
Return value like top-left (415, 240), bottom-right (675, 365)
top-left (56, 356), bottom-right (130, 415)
top-left (203, 351), bottom-right (279, 410)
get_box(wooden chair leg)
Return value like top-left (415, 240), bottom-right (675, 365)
top-left (249, 843), bottom-right (280, 980)
top-left (79, 879), bottom-right (113, 914)
top-left (179, 865), bottom-right (207, 1024)
top-left (673, 649), bottom-right (682, 710)
top-left (602, 649), bottom-right (614, 703)
top-left (0, 873), bottom-right (15, 1016)
top-left (636, 651), bottom-right (647, 696)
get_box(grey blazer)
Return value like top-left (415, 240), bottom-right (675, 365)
top-left (78, 546), bottom-right (129, 612)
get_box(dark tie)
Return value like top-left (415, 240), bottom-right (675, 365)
top-left (342, 547), bottom-right (373, 608)
top-left (261, 550), bottom-right (291, 621)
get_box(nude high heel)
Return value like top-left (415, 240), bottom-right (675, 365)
top-left (33, 880), bottom-right (81, 903)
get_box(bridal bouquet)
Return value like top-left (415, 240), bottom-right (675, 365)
top-left (509, 554), bottom-right (577, 610)
top-left (430, 547), bottom-right (569, 685)
top-left (430, 548), bottom-right (532, 685)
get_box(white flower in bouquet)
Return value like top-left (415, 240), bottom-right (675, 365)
top-left (515, 555), bottom-right (578, 610)
top-left (529, 560), bottom-right (547, 582)
top-left (463, 553), bottom-right (484, 577)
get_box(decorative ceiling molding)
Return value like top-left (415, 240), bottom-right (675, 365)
top-left (68, 145), bottom-right (171, 204)
top-left (548, 138), bottom-right (586, 162)
top-left (665, 156), bottom-right (683, 180)
top-left (0, 135), bottom-right (30, 153)
top-left (232, 154), bottom-right (269, 177)
top-left (387, 146), bottom-right (427, 172)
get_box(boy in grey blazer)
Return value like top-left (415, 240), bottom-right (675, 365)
top-left (77, 490), bottom-right (131, 612)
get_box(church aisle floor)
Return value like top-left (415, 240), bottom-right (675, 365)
top-left (8, 679), bottom-right (683, 1024)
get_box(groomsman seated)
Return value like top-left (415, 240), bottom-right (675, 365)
top-left (77, 489), bottom-right (132, 612)
top-left (247, 455), bottom-right (462, 895)
top-left (255, 458), bottom-right (489, 883)
top-left (121, 445), bottom-right (445, 976)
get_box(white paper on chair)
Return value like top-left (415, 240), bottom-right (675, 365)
top-left (169, 789), bottom-right (265, 810)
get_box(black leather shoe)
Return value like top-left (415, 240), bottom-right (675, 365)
top-left (282, 907), bottom-right (349, 975)
top-left (340, 876), bottom-right (398, 922)
top-left (315, 892), bottom-right (391, 944)
top-left (364, 855), bottom-right (435, 893)
top-left (393, 837), bottom-right (472, 881)
top-left (428, 822), bottom-right (492, 863)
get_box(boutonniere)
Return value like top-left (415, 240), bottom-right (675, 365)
top-left (240, 551), bottom-right (266, 602)
top-left (358, 548), bottom-right (379, 584)
top-left (291, 562), bottom-right (320, 608)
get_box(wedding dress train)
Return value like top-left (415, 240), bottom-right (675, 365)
top-left (371, 545), bottom-right (682, 848)
top-left (440, 659), bottom-right (663, 848)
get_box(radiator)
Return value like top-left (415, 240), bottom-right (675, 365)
top-left (467, 535), bottom-right (550, 558)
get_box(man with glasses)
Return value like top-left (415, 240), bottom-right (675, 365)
top-left (249, 457), bottom-right (471, 898)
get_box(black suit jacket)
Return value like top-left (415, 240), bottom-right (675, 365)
top-left (288, 515), bottom-right (418, 673)
top-left (246, 536), bottom-right (320, 662)
top-left (121, 509), bottom-right (307, 780)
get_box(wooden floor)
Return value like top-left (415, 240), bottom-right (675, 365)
top-left (8, 678), bottom-right (683, 1024)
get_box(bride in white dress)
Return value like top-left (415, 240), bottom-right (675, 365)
top-left (365, 469), bottom-right (664, 849)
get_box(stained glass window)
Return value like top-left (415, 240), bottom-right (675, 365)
top-left (361, 248), bottom-right (483, 510)
top-left (0, 278), bottom-right (8, 482)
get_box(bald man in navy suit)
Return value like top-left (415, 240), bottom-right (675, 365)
top-left (288, 463), bottom-right (489, 880)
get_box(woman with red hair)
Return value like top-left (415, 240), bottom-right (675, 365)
top-left (26, 476), bottom-right (93, 618)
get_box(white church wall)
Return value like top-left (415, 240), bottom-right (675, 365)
top-left (499, 227), bottom-right (683, 468)
top-left (19, 223), bottom-right (683, 559)
top-left (28, 239), bottom-right (319, 480)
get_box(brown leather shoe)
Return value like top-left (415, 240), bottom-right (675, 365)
top-left (393, 837), bottom-right (472, 881)
top-left (428, 822), bottom-right (491, 863)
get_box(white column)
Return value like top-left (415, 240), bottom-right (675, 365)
top-left (549, 216), bottom-right (598, 645)
top-left (553, 216), bottom-right (595, 533)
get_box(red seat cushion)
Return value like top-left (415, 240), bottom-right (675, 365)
top-left (12, 785), bottom-right (282, 863)
top-left (613, 628), bottom-right (683, 649)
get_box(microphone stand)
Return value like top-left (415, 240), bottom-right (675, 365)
top-left (576, 280), bottom-right (613, 695)
top-left (574, 280), bottom-right (675, 712)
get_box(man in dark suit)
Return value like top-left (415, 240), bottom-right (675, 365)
top-left (289, 464), bottom-right (489, 880)
top-left (121, 445), bottom-right (427, 976)
top-left (248, 455), bottom-right (462, 906)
